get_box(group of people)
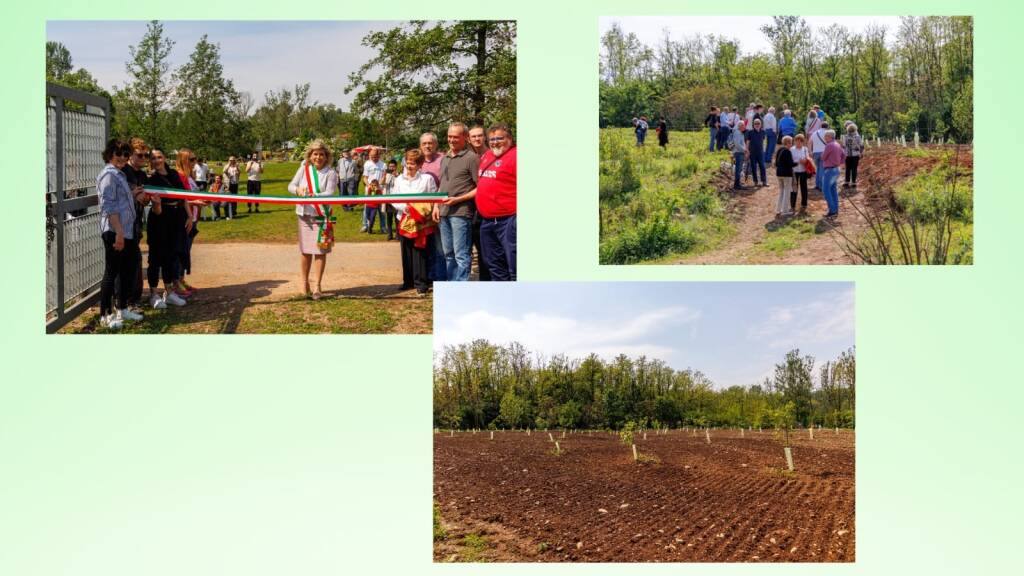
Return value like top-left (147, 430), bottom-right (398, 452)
top-left (704, 103), bottom-right (864, 220)
top-left (329, 123), bottom-right (518, 294)
top-left (95, 137), bottom-right (209, 330)
top-left (95, 122), bottom-right (517, 328)
top-left (189, 154), bottom-right (264, 220)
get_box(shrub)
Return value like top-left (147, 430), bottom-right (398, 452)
top-left (670, 156), bottom-right (699, 180)
top-left (685, 187), bottom-right (718, 216)
top-left (599, 218), bottom-right (698, 264)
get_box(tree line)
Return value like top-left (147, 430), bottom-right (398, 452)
top-left (600, 16), bottom-right (972, 141)
top-left (46, 20), bottom-right (516, 160)
top-left (433, 341), bottom-right (855, 431)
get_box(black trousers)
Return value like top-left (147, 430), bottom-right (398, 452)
top-left (147, 205), bottom-right (184, 288)
top-left (844, 156), bottom-right (860, 184)
top-left (791, 172), bottom-right (810, 210)
top-left (400, 235), bottom-right (430, 293)
top-left (246, 180), bottom-right (262, 211)
top-left (101, 232), bottom-right (139, 316)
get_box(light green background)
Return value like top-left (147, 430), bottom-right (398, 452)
top-left (1, 0), bottom-right (1020, 574)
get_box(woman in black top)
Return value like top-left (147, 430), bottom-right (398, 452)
top-left (774, 135), bottom-right (797, 217)
top-left (657, 117), bottom-right (669, 148)
top-left (145, 149), bottom-right (190, 308)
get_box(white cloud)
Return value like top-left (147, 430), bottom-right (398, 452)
top-left (435, 306), bottom-right (701, 363)
top-left (747, 288), bottom-right (855, 350)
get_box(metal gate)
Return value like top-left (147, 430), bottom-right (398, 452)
top-left (46, 82), bottom-right (110, 333)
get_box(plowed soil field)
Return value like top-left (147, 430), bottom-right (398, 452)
top-left (434, 429), bottom-right (854, 562)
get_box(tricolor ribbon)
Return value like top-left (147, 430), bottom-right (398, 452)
top-left (141, 186), bottom-right (448, 206)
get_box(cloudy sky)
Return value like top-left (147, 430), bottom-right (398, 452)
top-left (47, 21), bottom-right (391, 109)
top-left (599, 16), bottom-right (906, 56)
top-left (434, 282), bottom-right (855, 389)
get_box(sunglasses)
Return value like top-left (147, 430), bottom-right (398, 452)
top-left (488, 136), bottom-right (507, 142)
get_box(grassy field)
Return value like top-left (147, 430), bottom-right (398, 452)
top-left (598, 128), bottom-right (733, 264)
top-left (63, 293), bottom-right (432, 334)
top-left (194, 161), bottom-right (388, 244)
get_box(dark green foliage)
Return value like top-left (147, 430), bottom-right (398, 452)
top-left (600, 16), bottom-right (973, 141)
top-left (433, 342), bottom-right (856, 430)
top-left (346, 20), bottom-right (516, 131)
top-left (599, 217), bottom-right (697, 264)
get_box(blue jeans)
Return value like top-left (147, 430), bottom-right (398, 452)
top-left (438, 215), bottom-right (473, 281)
top-left (749, 154), bottom-right (766, 185)
top-left (822, 166), bottom-right (840, 215)
top-left (364, 207), bottom-right (378, 232)
top-left (480, 215), bottom-right (516, 281)
top-left (708, 126), bottom-right (718, 151)
top-left (813, 152), bottom-right (824, 189)
top-left (427, 230), bottom-right (447, 281)
top-left (764, 130), bottom-right (777, 164)
top-left (340, 178), bottom-right (356, 211)
top-left (733, 152), bottom-right (745, 187)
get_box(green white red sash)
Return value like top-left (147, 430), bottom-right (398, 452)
top-left (303, 163), bottom-right (335, 248)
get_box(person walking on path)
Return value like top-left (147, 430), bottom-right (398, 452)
top-left (810, 121), bottom-right (830, 190)
top-left (820, 130), bottom-right (847, 219)
top-left (763, 106), bottom-right (778, 166)
top-left (790, 134), bottom-right (811, 213)
top-left (728, 121), bottom-right (747, 190)
top-left (779, 109), bottom-right (797, 139)
top-left (843, 123), bottom-right (863, 188)
top-left (745, 118), bottom-right (767, 187)
top-left (774, 135), bottom-right (796, 217)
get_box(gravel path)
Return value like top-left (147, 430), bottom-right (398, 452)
top-left (186, 240), bottom-right (408, 300)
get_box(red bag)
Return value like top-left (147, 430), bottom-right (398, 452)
top-left (802, 156), bottom-right (817, 176)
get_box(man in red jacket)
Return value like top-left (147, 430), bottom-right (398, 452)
top-left (475, 124), bottom-right (517, 281)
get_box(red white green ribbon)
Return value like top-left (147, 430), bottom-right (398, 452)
top-left (141, 186), bottom-right (447, 205)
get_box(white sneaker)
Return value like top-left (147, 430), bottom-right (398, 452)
top-left (99, 313), bottom-right (123, 330)
top-left (120, 308), bottom-right (144, 322)
top-left (164, 291), bottom-right (187, 307)
top-left (150, 293), bottom-right (167, 309)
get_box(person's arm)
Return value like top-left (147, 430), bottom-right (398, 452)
top-left (98, 173), bottom-right (126, 249)
top-left (288, 165), bottom-right (306, 196)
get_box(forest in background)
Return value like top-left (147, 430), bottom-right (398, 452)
top-left (600, 16), bottom-right (972, 141)
top-left (434, 341), bottom-right (855, 431)
top-left (46, 20), bottom-right (516, 159)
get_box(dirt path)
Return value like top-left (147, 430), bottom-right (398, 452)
top-left (680, 162), bottom-right (870, 265)
top-left (188, 240), bottom-right (406, 301)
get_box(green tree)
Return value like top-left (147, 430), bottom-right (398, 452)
top-left (46, 42), bottom-right (73, 80)
top-left (772, 350), bottom-right (815, 427)
top-left (498, 390), bottom-right (529, 429)
top-left (346, 21), bottom-right (516, 132)
top-left (172, 35), bottom-right (242, 158)
top-left (115, 20), bottom-right (175, 145)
